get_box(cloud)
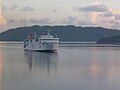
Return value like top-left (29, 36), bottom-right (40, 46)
top-left (111, 20), bottom-right (120, 29)
top-left (2, 4), bottom-right (18, 11)
top-left (90, 12), bottom-right (100, 24)
top-left (63, 16), bottom-right (76, 24)
top-left (74, 1), bottom-right (120, 29)
top-left (6, 18), bottom-right (52, 25)
top-left (76, 1), bottom-right (108, 12)
top-left (98, 9), bottom-right (120, 29)
top-left (20, 6), bottom-right (34, 11)
top-left (77, 20), bottom-right (94, 26)
top-left (101, 9), bottom-right (120, 18)
top-left (3, 5), bottom-right (34, 12)
top-left (29, 18), bottom-right (52, 24)
top-left (102, 12), bottom-right (113, 17)
top-left (0, 6), bottom-right (6, 25)
top-left (8, 19), bottom-right (16, 23)
top-left (19, 19), bottom-right (28, 23)
top-left (52, 9), bottom-right (58, 13)
top-left (10, 4), bottom-right (18, 10)
top-left (115, 14), bottom-right (120, 20)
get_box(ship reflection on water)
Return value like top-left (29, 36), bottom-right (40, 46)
top-left (24, 51), bottom-right (58, 75)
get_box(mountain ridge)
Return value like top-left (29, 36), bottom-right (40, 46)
top-left (0, 25), bottom-right (120, 41)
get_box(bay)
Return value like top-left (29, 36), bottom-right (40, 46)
top-left (0, 42), bottom-right (120, 90)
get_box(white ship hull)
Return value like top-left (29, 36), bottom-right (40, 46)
top-left (24, 41), bottom-right (58, 52)
top-left (24, 33), bottom-right (59, 52)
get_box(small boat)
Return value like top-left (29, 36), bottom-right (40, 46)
top-left (24, 31), bottom-right (59, 52)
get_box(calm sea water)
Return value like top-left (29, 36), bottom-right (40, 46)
top-left (1, 42), bottom-right (120, 90)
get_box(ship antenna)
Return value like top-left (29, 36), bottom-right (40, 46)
top-left (47, 30), bottom-right (51, 36)
top-left (34, 29), bottom-right (37, 38)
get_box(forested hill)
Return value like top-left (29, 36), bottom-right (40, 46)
top-left (97, 35), bottom-right (120, 44)
top-left (0, 25), bottom-right (120, 41)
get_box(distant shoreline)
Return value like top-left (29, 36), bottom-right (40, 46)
top-left (0, 41), bottom-right (120, 47)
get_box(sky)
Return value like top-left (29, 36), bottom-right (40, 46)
top-left (0, 0), bottom-right (120, 32)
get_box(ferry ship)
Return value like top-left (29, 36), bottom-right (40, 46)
top-left (24, 32), bottom-right (59, 52)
